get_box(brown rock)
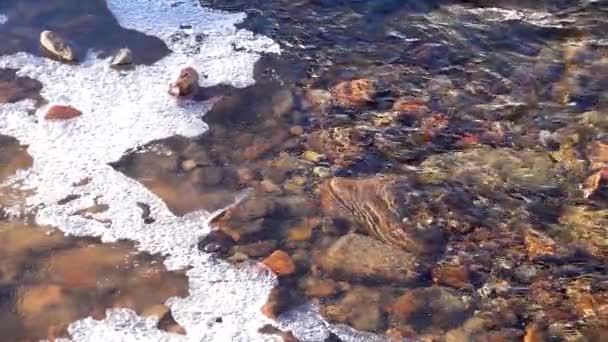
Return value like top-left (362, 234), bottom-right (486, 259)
top-left (237, 167), bottom-right (257, 184)
top-left (432, 264), bottom-right (471, 289)
top-left (289, 125), bottom-right (304, 136)
top-left (317, 233), bottom-right (422, 284)
top-left (44, 105), bottom-right (82, 120)
top-left (262, 250), bottom-right (296, 276)
top-left (300, 277), bottom-right (339, 298)
top-left (321, 287), bottom-right (384, 332)
top-left (392, 98), bottom-right (428, 117)
top-left (302, 150), bottom-right (324, 163)
top-left (261, 284), bottom-right (304, 319)
top-left (0, 69), bottom-right (43, 104)
top-left (390, 292), bottom-right (423, 321)
top-left (582, 167), bottom-right (608, 199)
top-left (141, 304), bottom-right (170, 319)
top-left (261, 179), bottom-right (282, 193)
top-left (524, 324), bottom-right (545, 342)
top-left (212, 194), bottom-right (275, 241)
top-left (272, 89), bottom-right (295, 117)
top-left (168, 66), bottom-right (199, 97)
top-left (231, 240), bottom-right (278, 258)
top-left (586, 141), bottom-right (608, 170)
top-left (287, 217), bottom-right (321, 242)
top-left (318, 176), bottom-right (445, 255)
top-left (389, 287), bottom-right (470, 329)
top-left (524, 229), bottom-right (557, 260)
top-left (303, 88), bottom-right (333, 113)
top-left (242, 142), bottom-right (272, 160)
top-left (331, 79), bottom-right (376, 107)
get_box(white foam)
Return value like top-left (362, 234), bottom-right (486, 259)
top-left (0, 13), bottom-right (7, 25)
top-left (0, 1), bottom-right (382, 341)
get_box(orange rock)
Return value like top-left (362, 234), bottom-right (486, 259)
top-left (457, 133), bottom-right (480, 148)
top-left (582, 167), bottom-right (608, 199)
top-left (390, 292), bottom-right (423, 321)
top-left (392, 98), bottom-right (428, 117)
top-left (262, 250), bottom-right (296, 276)
top-left (420, 113), bottom-right (448, 139)
top-left (574, 293), bottom-right (597, 317)
top-left (524, 229), bottom-right (557, 260)
top-left (386, 327), bottom-right (416, 341)
top-left (431, 264), bottom-right (471, 289)
top-left (586, 141), bottom-right (608, 170)
top-left (44, 105), bottom-right (82, 120)
top-left (332, 79), bottom-right (376, 107)
top-left (524, 323), bottom-right (544, 342)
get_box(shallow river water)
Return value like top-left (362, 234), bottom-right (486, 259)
top-left (0, 0), bottom-right (607, 341)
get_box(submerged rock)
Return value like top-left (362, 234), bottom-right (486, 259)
top-left (319, 176), bottom-right (447, 254)
top-left (39, 30), bottom-right (75, 61)
top-left (317, 233), bottom-right (422, 284)
top-left (420, 147), bottom-right (562, 193)
top-left (262, 250), bottom-right (296, 276)
top-left (389, 286), bottom-right (470, 331)
top-left (322, 286), bottom-right (385, 332)
top-left (209, 194), bottom-right (276, 241)
top-left (331, 79), bottom-right (377, 107)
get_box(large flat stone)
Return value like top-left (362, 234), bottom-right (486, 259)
top-left (317, 233), bottom-right (423, 285)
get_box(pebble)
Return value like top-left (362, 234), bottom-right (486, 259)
top-left (302, 150), bottom-right (324, 163)
top-left (261, 179), bottom-right (282, 193)
top-left (40, 30), bottom-right (75, 61)
top-left (431, 264), bottom-right (472, 290)
top-left (180, 159), bottom-right (197, 171)
top-left (44, 104), bottom-right (82, 120)
top-left (289, 125), bottom-right (304, 136)
top-left (331, 79), bottom-right (376, 107)
top-left (262, 250), bottom-right (296, 276)
top-left (313, 166), bottom-right (332, 178)
top-left (272, 89), bottom-right (295, 117)
top-left (283, 176), bottom-right (307, 194)
top-left (111, 48), bottom-right (133, 66)
top-left (237, 167), bottom-right (257, 184)
top-left (303, 88), bottom-right (333, 113)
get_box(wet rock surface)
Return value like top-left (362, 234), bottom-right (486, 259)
top-left (317, 233), bottom-right (422, 285)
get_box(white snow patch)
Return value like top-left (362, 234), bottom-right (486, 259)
top-left (0, 0), bottom-right (381, 341)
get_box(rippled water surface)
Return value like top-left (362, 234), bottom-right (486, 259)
top-left (1, 0), bottom-right (608, 341)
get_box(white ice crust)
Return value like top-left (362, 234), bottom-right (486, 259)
top-left (0, 0), bottom-right (384, 341)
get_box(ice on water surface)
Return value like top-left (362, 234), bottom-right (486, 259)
top-left (0, 0), bottom-right (376, 341)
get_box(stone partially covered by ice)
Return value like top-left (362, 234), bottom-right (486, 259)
top-left (0, 0), bottom-right (383, 341)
